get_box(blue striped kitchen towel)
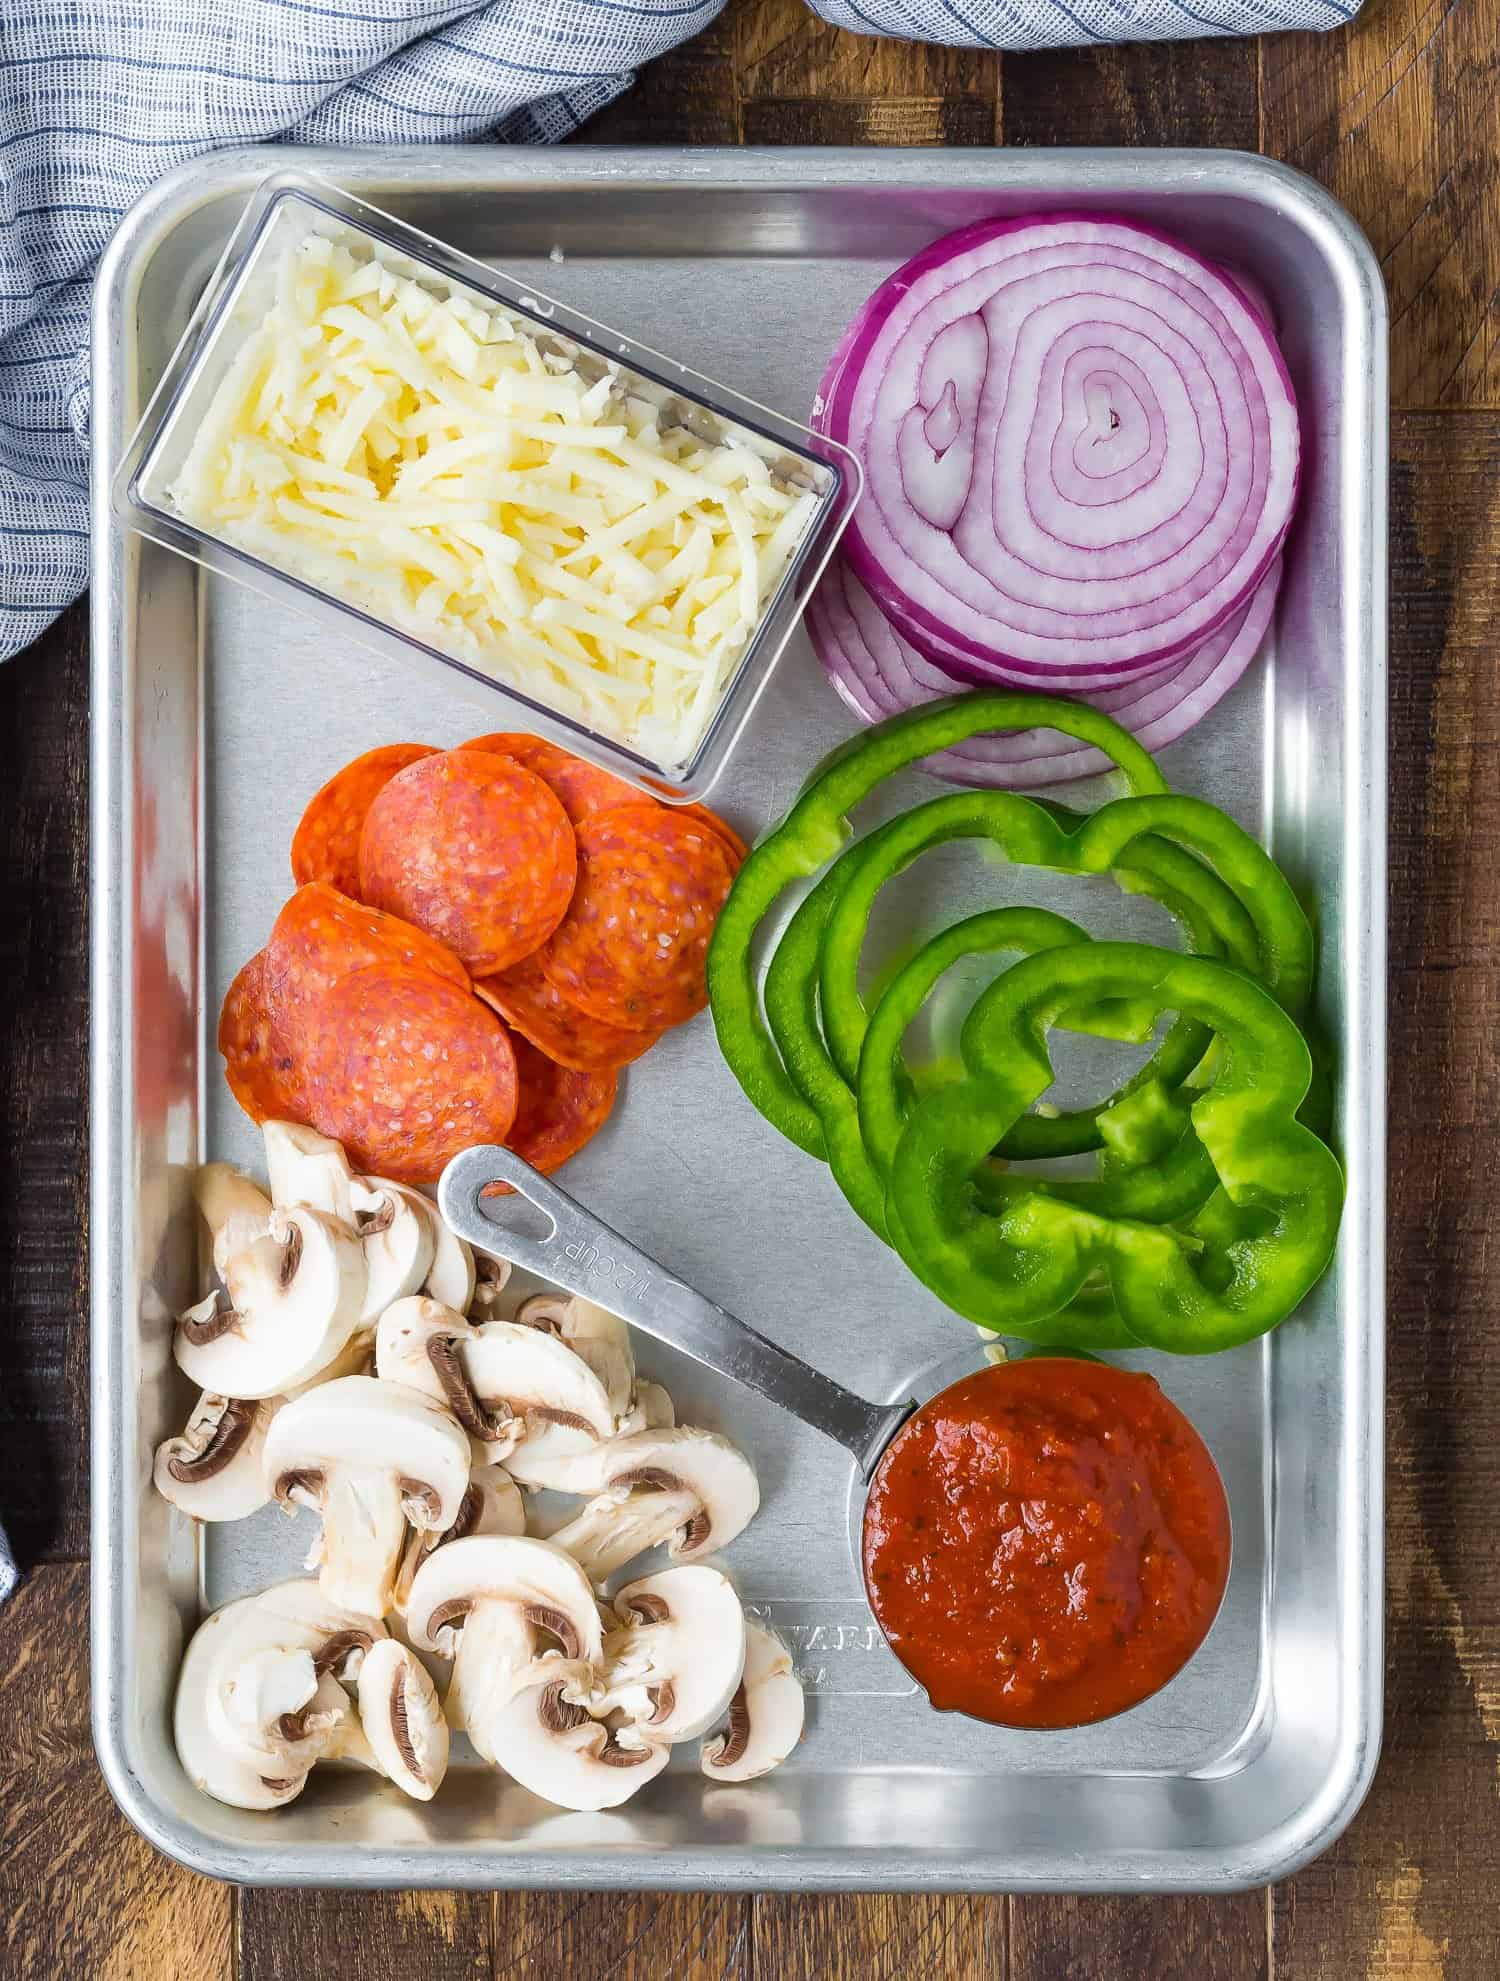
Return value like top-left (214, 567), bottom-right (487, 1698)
top-left (0, 0), bottom-right (1358, 665)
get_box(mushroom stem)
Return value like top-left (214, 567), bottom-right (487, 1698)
top-left (548, 1487), bottom-right (701, 1584)
top-left (296, 1469), bottom-right (411, 1617)
top-left (443, 1602), bottom-right (539, 1747)
top-left (194, 1163), bottom-right (272, 1277)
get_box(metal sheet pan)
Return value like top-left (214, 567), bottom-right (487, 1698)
top-left (90, 145), bottom-right (1387, 1892)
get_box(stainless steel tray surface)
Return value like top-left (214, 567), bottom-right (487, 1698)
top-left (91, 146), bottom-right (1388, 1892)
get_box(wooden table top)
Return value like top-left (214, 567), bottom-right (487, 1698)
top-left (2, 0), bottom-right (1494, 1971)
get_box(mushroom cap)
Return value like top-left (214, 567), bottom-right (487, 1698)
top-left (374, 1296), bottom-right (497, 1450)
top-left (176, 1206), bottom-right (368, 1399)
top-left (262, 1374), bottom-right (473, 1533)
top-left (405, 1533), bottom-right (605, 1666)
top-left (484, 1659), bottom-right (671, 1812)
top-left (154, 1390), bottom-right (279, 1522)
top-left (424, 1212), bottom-right (478, 1315)
top-left (515, 1293), bottom-right (634, 1419)
top-left (462, 1322), bottom-right (617, 1458)
top-left (700, 1619), bottom-right (804, 1783)
top-left (264, 1121), bottom-right (357, 1226)
top-left (173, 1578), bottom-right (386, 1811)
top-left (601, 1564), bottom-right (748, 1742)
top-left (391, 1462), bottom-right (528, 1615)
top-left (584, 1428), bottom-right (762, 1561)
top-left (349, 1178), bottom-right (437, 1325)
top-left (506, 1380), bottom-right (676, 1493)
top-left (356, 1639), bottom-right (450, 1801)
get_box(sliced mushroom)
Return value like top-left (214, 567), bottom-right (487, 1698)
top-left (700, 1619), bottom-right (804, 1782)
top-left (516, 1293), bottom-right (634, 1419)
top-left (356, 1638), bottom-right (449, 1801)
top-left (194, 1162), bottom-right (272, 1279)
top-left (405, 1534), bottom-right (604, 1757)
top-left (263, 1120), bottom-right (359, 1224)
top-left (483, 1657), bottom-right (670, 1811)
top-left (546, 1429), bottom-right (760, 1583)
top-left (464, 1249), bottom-right (510, 1321)
top-left (507, 1381), bottom-right (675, 1493)
top-left (263, 1375), bottom-right (472, 1615)
top-left (174, 1577), bottom-right (385, 1811)
top-left (391, 1462), bottom-right (528, 1615)
top-left (174, 1207), bottom-right (367, 1399)
top-left (153, 1389), bottom-right (280, 1521)
top-left (348, 1178), bottom-right (436, 1325)
top-left (376, 1300), bottom-right (615, 1465)
top-left (425, 1210), bottom-right (478, 1315)
top-left (594, 1564), bottom-right (747, 1742)
top-left (283, 1330), bottom-right (372, 1397)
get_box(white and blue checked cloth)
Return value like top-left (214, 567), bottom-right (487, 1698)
top-left (0, 0), bottom-right (1357, 1595)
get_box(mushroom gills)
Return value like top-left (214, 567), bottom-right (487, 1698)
top-left (700, 1619), bottom-right (804, 1782)
top-left (484, 1659), bottom-right (671, 1811)
top-left (516, 1293), bottom-right (635, 1420)
top-left (154, 1390), bottom-right (281, 1522)
top-left (263, 1375), bottom-right (472, 1615)
top-left (173, 1578), bottom-right (386, 1812)
top-left (378, 1304), bottom-right (615, 1467)
top-left (594, 1564), bottom-right (748, 1742)
top-left (404, 1535), bottom-right (604, 1747)
top-left (545, 1429), bottom-right (760, 1582)
top-left (176, 1206), bottom-right (368, 1400)
top-left (349, 1178), bottom-right (437, 1325)
top-left (357, 1639), bottom-right (450, 1800)
top-left (505, 1382), bottom-right (674, 1493)
top-left (391, 1463), bottom-right (527, 1615)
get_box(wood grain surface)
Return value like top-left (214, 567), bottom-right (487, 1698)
top-left (2, 0), bottom-right (1496, 1972)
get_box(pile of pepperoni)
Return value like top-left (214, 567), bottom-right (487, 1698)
top-left (219, 735), bottom-right (745, 1186)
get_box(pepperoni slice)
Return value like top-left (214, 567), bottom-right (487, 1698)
top-left (489, 1035), bottom-right (617, 1193)
top-left (291, 743), bottom-right (436, 897)
top-left (265, 883), bottom-right (469, 1048)
top-left (219, 950), bottom-right (301, 1125)
top-left (359, 750), bottom-right (576, 975)
top-left (674, 802), bottom-right (748, 872)
top-left (293, 963), bottom-right (519, 1185)
top-left (461, 730), bottom-right (644, 827)
top-left (475, 953), bottom-right (661, 1074)
top-left (539, 806), bottom-right (734, 1030)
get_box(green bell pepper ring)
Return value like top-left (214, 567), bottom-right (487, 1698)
top-left (816, 788), bottom-right (1271, 1164)
top-left (885, 941), bottom-right (1344, 1352)
top-left (766, 895), bottom-right (1097, 1239)
top-left (857, 913), bottom-right (1220, 1227)
top-left (707, 692), bottom-right (1176, 1160)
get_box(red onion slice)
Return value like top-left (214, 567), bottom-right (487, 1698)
top-left (806, 556), bottom-right (1281, 788)
top-left (814, 214), bottom-right (1299, 681)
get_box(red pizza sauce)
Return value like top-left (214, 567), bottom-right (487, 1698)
top-left (862, 1357), bottom-right (1231, 1729)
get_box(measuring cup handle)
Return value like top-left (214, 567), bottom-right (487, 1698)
top-left (438, 1146), bottom-right (912, 1476)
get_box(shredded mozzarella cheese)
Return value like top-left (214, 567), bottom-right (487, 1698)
top-left (167, 229), bottom-right (820, 769)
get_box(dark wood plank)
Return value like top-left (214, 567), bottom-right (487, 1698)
top-left (577, 10), bottom-right (739, 146)
top-left (742, 95), bottom-right (996, 145)
top-left (239, 1888), bottom-right (491, 1980)
top-left (1002, 37), bottom-right (1258, 149)
top-left (738, 0), bottom-right (998, 107)
top-left (1268, 412), bottom-right (1500, 1980)
top-left (1010, 1893), bottom-right (1268, 1979)
top-left (751, 1894), bottom-right (1005, 1978)
top-left (1260, 0), bottom-right (1500, 407)
top-left (493, 1892), bottom-right (748, 1977)
top-left (0, 599), bottom-right (90, 1564)
top-left (0, 1562), bottom-right (232, 1980)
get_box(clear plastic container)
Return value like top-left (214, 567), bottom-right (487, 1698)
top-left (114, 170), bottom-right (858, 801)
